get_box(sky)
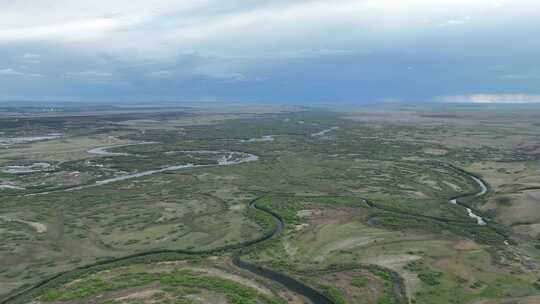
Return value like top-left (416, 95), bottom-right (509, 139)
top-left (0, 0), bottom-right (539, 103)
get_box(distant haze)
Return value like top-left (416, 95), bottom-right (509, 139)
top-left (0, 0), bottom-right (539, 103)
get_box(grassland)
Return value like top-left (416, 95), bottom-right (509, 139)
top-left (1, 103), bottom-right (539, 303)
top-left (33, 259), bottom-right (285, 304)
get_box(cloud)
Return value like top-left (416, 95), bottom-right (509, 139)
top-left (1, 0), bottom-right (532, 51)
top-left (0, 68), bottom-right (42, 77)
top-left (145, 65), bottom-right (248, 82)
top-left (498, 73), bottom-right (540, 80)
top-left (147, 70), bottom-right (173, 78)
top-left (437, 16), bottom-right (472, 27)
top-left (21, 53), bottom-right (41, 64)
top-left (64, 70), bottom-right (116, 85)
top-left (0, 1), bottom-right (210, 46)
top-left (439, 94), bottom-right (540, 104)
top-left (0, 68), bottom-right (24, 76)
top-left (22, 53), bottom-right (40, 59)
top-left (268, 49), bottom-right (362, 59)
top-left (66, 70), bottom-right (113, 78)
top-left (199, 71), bottom-right (247, 82)
top-left (0, 0), bottom-right (539, 102)
top-left (0, 17), bottom-right (143, 43)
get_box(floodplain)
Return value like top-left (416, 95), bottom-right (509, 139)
top-left (1, 104), bottom-right (539, 304)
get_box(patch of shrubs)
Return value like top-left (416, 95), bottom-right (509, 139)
top-left (404, 260), bottom-right (442, 286)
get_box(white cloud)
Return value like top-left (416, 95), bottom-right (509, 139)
top-left (0, 68), bottom-right (24, 76)
top-left (0, 0), bottom-right (539, 102)
top-left (438, 16), bottom-right (472, 27)
top-left (0, 0), bottom-right (207, 29)
top-left (147, 70), bottom-right (173, 78)
top-left (200, 72), bottom-right (247, 82)
top-left (0, 0), bottom-right (208, 44)
top-left (66, 70), bottom-right (113, 78)
top-left (0, 68), bottom-right (42, 77)
top-left (266, 49), bottom-right (362, 59)
top-left (22, 53), bottom-right (40, 59)
top-left (499, 73), bottom-right (540, 80)
top-left (0, 17), bottom-right (143, 42)
top-left (21, 53), bottom-right (41, 64)
top-left (439, 94), bottom-right (540, 104)
top-left (1, 0), bottom-right (537, 55)
top-left (64, 70), bottom-right (117, 84)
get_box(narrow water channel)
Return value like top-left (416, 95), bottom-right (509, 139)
top-left (232, 199), bottom-right (335, 304)
top-left (449, 172), bottom-right (488, 225)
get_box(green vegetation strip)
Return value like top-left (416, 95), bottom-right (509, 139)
top-left (41, 269), bottom-right (284, 304)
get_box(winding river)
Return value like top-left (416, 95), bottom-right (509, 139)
top-left (2, 144), bottom-right (335, 304)
top-left (312, 127), bottom-right (339, 137)
top-left (449, 172), bottom-right (488, 225)
top-left (70, 149), bottom-right (259, 190)
top-left (24, 147), bottom-right (258, 196)
top-left (233, 200), bottom-right (335, 304)
top-left (2, 144), bottom-right (495, 304)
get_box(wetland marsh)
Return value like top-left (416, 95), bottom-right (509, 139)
top-left (1, 104), bottom-right (539, 304)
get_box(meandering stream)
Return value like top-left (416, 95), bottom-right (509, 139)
top-left (3, 144), bottom-right (335, 304)
top-left (449, 173), bottom-right (488, 225)
top-left (2, 144), bottom-right (495, 304)
top-left (312, 127), bottom-right (339, 137)
top-left (24, 146), bottom-right (258, 195)
top-left (69, 148), bottom-right (258, 190)
top-left (233, 199), bottom-right (335, 304)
